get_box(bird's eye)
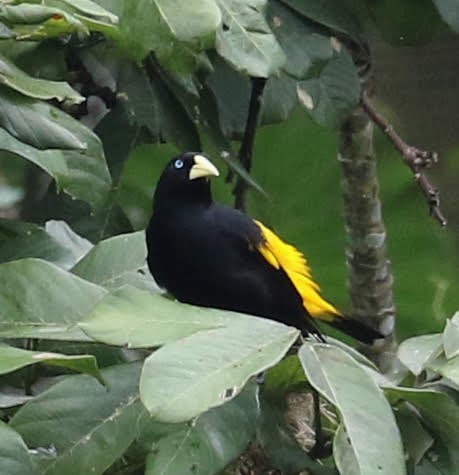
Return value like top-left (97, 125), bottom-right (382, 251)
top-left (174, 159), bottom-right (184, 169)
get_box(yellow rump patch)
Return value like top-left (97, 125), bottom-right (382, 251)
top-left (254, 220), bottom-right (341, 321)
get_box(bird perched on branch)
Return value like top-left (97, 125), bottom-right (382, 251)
top-left (146, 152), bottom-right (382, 343)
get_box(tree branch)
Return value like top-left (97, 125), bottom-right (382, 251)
top-left (338, 107), bottom-right (396, 346)
top-left (233, 77), bottom-right (267, 211)
top-left (361, 90), bottom-right (447, 226)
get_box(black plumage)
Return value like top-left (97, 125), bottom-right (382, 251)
top-left (146, 152), bottom-right (382, 343)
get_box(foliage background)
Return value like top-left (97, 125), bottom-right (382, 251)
top-left (1, 1), bottom-right (459, 474)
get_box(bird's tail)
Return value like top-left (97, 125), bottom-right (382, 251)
top-left (328, 316), bottom-right (384, 344)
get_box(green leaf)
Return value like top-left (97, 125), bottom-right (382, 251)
top-left (267, 0), bottom-right (334, 80)
top-left (0, 4), bottom-right (89, 40)
top-left (299, 343), bottom-right (405, 475)
top-left (0, 53), bottom-right (83, 104)
top-left (80, 286), bottom-right (251, 348)
top-left (52, 0), bottom-right (118, 24)
top-left (0, 219), bottom-right (92, 269)
top-left (0, 98), bottom-right (111, 210)
top-left (0, 421), bottom-right (37, 475)
top-left (140, 318), bottom-right (299, 422)
top-left (297, 50), bottom-right (360, 128)
top-left (278, 0), bottom-right (361, 39)
top-left (387, 387), bottom-right (459, 469)
top-left (44, 220), bottom-right (93, 267)
top-left (72, 231), bottom-right (155, 291)
top-left (206, 53), bottom-right (250, 138)
top-left (433, 0), bottom-right (459, 32)
top-left (443, 312), bottom-right (459, 359)
top-left (0, 86), bottom-right (85, 150)
top-left (397, 334), bottom-right (443, 376)
top-left (146, 61), bottom-right (201, 150)
top-left (118, 0), bottom-right (220, 63)
top-left (333, 424), bottom-right (359, 475)
top-left (145, 382), bottom-right (258, 475)
top-left (0, 258), bottom-right (106, 340)
top-left (428, 355), bottom-right (459, 387)
top-left (0, 391), bottom-right (32, 409)
top-left (11, 363), bottom-right (141, 475)
top-left (261, 73), bottom-right (298, 124)
top-left (0, 343), bottom-right (103, 383)
top-left (394, 402), bottom-right (434, 465)
top-left (215, 0), bottom-right (286, 77)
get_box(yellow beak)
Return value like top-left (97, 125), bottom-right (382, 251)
top-left (189, 154), bottom-right (220, 180)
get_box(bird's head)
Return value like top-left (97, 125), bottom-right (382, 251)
top-left (153, 152), bottom-right (220, 211)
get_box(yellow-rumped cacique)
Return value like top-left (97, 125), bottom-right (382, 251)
top-left (146, 152), bottom-right (383, 343)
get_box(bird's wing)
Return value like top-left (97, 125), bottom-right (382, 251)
top-left (253, 220), bottom-right (341, 321)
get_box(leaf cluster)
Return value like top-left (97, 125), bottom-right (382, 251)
top-left (1, 0), bottom-right (459, 474)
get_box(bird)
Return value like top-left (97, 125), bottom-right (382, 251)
top-left (146, 152), bottom-right (383, 343)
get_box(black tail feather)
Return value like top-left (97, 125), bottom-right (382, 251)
top-left (328, 317), bottom-right (384, 344)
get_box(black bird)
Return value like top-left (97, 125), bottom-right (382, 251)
top-left (146, 152), bottom-right (382, 343)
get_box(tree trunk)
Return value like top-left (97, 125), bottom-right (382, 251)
top-left (338, 107), bottom-right (397, 364)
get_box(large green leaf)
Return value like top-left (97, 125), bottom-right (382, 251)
top-left (0, 219), bottom-right (92, 269)
top-left (0, 53), bottom-right (83, 104)
top-left (145, 61), bottom-right (201, 150)
top-left (2, 0), bottom-right (118, 39)
top-left (0, 258), bottom-right (106, 340)
top-left (140, 318), bottom-right (299, 422)
top-left (118, 0), bottom-right (220, 63)
top-left (397, 334), bottom-right (443, 376)
top-left (10, 363), bottom-right (141, 475)
top-left (0, 343), bottom-right (102, 382)
top-left (71, 231), bottom-right (155, 290)
top-left (206, 53), bottom-right (250, 138)
top-left (0, 86), bottom-right (84, 150)
top-left (144, 382), bottom-right (258, 475)
top-left (53, 0), bottom-right (118, 23)
top-left (215, 0), bottom-right (286, 77)
top-left (267, 0), bottom-right (333, 80)
top-left (0, 421), bottom-right (37, 475)
top-left (433, 0), bottom-right (459, 32)
top-left (0, 87), bottom-right (111, 209)
top-left (428, 355), bottom-right (459, 386)
top-left (0, 4), bottom-right (89, 40)
top-left (394, 403), bottom-right (434, 466)
top-left (387, 387), bottom-right (459, 470)
top-left (279, 0), bottom-right (361, 39)
top-left (80, 286), bottom-right (251, 347)
top-left (333, 424), bottom-right (359, 475)
top-left (299, 343), bottom-right (405, 475)
top-left (297, 50), bottom-right (360, 128)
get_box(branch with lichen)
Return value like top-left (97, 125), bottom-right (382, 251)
top-left (361, 90), bottom-right (447, 226)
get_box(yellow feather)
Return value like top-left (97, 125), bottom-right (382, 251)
top-left (254, 220), bottom-right (341, 321)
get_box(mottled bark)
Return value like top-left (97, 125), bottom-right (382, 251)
top-left (338, 107), bottom-right (396, 352)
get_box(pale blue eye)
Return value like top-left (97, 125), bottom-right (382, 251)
top-left (174, 159), bottom-right (184, 169)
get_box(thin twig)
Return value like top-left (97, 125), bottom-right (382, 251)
top-left (233, 77), bottom-right (267, 210)
top-left (361, 90), bottom-right (447, 226)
